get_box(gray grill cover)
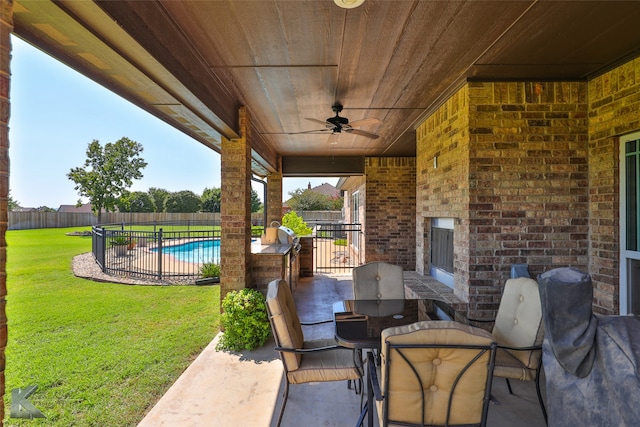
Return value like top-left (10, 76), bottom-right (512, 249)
top-left (538, 267), bottom-right (640, 426)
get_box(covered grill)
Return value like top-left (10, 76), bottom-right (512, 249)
top-left (258, 222), bottom-right (301, 291)
top-left (263, 222), bottom-right (298, 246)
top-left (277, 225), bottom-right (298, 245)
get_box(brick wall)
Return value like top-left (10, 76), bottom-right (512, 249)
top-left (416, 85), bottom-right (472, 298)
top-left (364, 157), bottom-right (416, 270)
top-left (298, 236), bottom-right (314, 277)
top-left (417, 81), bottom-right (590, 317)
top-left (250, 253), bottom-right (286, 293)
top-left (588, 57), bottom-right (640, 314)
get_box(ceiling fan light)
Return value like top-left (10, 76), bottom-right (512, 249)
top-left (334, 0), bottom-right (365, 9)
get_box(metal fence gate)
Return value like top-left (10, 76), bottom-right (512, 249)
top-left (313, 223), bottom-right (362, 273)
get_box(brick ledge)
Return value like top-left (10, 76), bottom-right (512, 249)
top-left (403, 271), bottom-right (468, 320)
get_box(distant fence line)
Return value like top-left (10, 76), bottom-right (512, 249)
top-left (8, 211), bottom-right (343, 230)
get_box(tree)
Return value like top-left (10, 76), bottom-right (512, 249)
top-left (67, 137), bottom-right (147, 222)
top-left (164, 190), bottom-right (202, 213)
top-left (251, 189), bottom-right (263, 213)
top-left (36, 206), bottom-right (56, 212)
top-left (148, 187), bottom-right (169, 213)
top-left (286, 188), bottom-right (334, 211)
top-left (117, 191), bottom-right (155, 213)
top-left (8, 191), bottom-right (19, 211)
top-left (329, 196), bottom-right (344, 210)
top-left (201, 187), bottom-right (222, 213)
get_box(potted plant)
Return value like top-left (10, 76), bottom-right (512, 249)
top-left (196, 262), bottom-right (221, 285)
top-left (110, 235), bottom-right (131, 256)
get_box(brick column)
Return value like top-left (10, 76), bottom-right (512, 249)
top-left (266, 159), bottom-right (282, 225)
top-left (220, 107), bottom-right (252, 306)
top-left (363, 157), bottom-right (416, 269)
top-left (0, 0), bottom-right (11, 421)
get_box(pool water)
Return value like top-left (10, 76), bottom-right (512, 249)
top-left (154, 239), bottom-right (221, 263)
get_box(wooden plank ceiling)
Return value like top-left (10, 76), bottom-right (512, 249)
top-left (12, 0), bottom-right (640, 176)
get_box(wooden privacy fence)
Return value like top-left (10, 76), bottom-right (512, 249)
top-left (8, 211), bottom-right (343, 230)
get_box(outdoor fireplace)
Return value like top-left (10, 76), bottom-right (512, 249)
top-left (429, 218), bottom-right (454, 289)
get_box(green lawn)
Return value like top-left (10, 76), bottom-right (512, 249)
top-left (4, 228), bottom-right (220, 426)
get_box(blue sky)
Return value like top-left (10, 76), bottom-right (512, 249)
top-left (9, 35), bottom-right (337, 209)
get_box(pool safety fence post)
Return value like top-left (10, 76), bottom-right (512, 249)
top-left (157, 228), bottom-right (163, 280)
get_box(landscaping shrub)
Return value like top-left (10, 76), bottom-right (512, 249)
top-left (216, 288), bottom-right (270, 351)
top-left (282, 211), bottom-right (312, 236)
top-left (201, 262), bottom-right (221, 278)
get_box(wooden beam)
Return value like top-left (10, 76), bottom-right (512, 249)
top-left (282, 156), bottom-right (364, 176)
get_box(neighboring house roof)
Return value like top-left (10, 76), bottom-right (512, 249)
top-left (12, 207), bottom-right (37, 212)
top-left (57, 203), bottom-right (103, 213)
top-left (310, 183), bottom-right (340, 199)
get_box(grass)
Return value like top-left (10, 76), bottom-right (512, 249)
top-left (3, 227), bottom-right (220, 426)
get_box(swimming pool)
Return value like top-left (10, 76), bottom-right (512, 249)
top-left (154, 239), bottom-right (221, 263)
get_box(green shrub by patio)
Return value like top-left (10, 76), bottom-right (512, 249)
top-left (216, 288), bottom-right (271, 351)
top-left (282, 211), bottom-right (312, 236)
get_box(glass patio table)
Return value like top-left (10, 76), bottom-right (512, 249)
top-left (333, 298), bottom-right (465, 427)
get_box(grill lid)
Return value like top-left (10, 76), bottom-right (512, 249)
top-left (277, 225), bottom-right (296, 244)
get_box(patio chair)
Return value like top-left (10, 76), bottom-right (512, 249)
top-left (369, 320), bottom-right (496, 427)
top-left (351, 261), bottom-right (405, 389)
top-left (266, 279), bottom-right (362, 427)
top-left (487, 277), bottom-right (547, 424)
top-left (352, 262), bottom-right (405, 300)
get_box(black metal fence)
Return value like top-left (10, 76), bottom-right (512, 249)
top-left (313, 223), bottom-right (363, 273)
top-left (93, 222), bottom-right (225, 282)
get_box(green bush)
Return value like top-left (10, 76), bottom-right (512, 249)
top-left (201, 262), bottom-right (221, 278)
top-left (110, 235), bottom-right (131, 246)
top-left (282, 211), bottom-right (312, 236)
top-left (334, 238), bottom-right (347, 246)
top-left (216, 288), bottom-right (271, 351)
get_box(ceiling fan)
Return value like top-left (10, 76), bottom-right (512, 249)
top-left (305, 103), bottom-right (381, 144)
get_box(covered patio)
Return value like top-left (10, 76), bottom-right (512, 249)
top-left (138, 273), bottom-right (547, 427)
top-left (2, 1), bottom-right (640, 425)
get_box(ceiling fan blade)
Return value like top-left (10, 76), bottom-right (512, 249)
top-left (286, 129), bottom-right (330, 134)
top-left (328, 133), bottom-right (340, 145)
top-left (349, 117), bottom-right (381, 128)
top-left (348, 129), bottom-right (380, 139)
top-left (305, 117), bottom-right (333, 127)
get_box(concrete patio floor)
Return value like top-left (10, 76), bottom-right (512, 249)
top-left (138, 274), bottom-right (547, 427)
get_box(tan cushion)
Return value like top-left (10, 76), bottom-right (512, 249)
top-left (492, 277), bottom-right (544, 370)
top-left (353, 262), bottom-right (404, 300)
top-left (286, 339), bottom-right (361, 384)
top-left (379, 321), bottom-right (495, 426)
top-left (266, 279), bottom-right (304, 371)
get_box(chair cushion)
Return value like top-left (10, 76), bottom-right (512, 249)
top-left (266, 279), bottom-right (304, 371)
top-left (493, 277), bottom-right (544, 369)
top-left (286, 339), bottom-right (362, 384)
top-left (353, 262), bottom-right (404, 300)
top-left (379, 321), bottom-right (495, 426)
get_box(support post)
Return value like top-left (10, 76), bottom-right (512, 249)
top-left (220, 107), bottom-right (252, 307)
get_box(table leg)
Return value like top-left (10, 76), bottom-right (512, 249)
top-left (366, 350), bottom-right (374, 427)
top-left (354, 349), bottom-right (375, 427)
